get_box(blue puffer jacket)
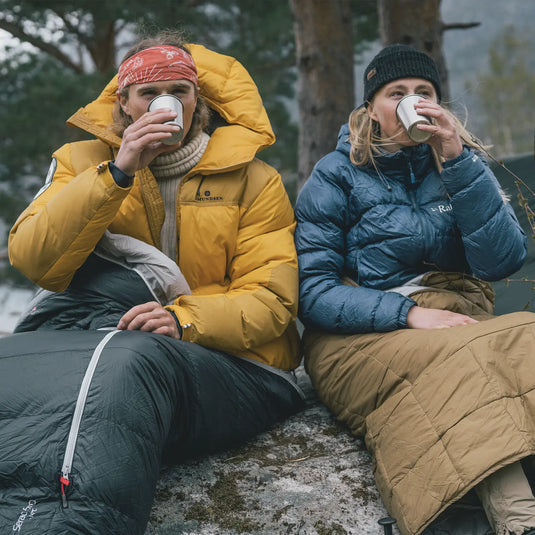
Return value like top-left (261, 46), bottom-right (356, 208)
top-left (295, 123), bottom-right (527, 333)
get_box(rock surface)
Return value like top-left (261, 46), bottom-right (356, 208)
top-left (146, 366), bottom-right (399, 535)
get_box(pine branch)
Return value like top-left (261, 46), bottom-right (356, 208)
top-left (51, 9), bottom-right (89, 48)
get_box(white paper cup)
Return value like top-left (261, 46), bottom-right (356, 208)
top-left (147, 94), bottom-right (184, 145)
top-left (396, 94), bottom-right (432, 142)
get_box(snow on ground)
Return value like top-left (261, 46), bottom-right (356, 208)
top-left (0, 285), bottom-right (34, 336)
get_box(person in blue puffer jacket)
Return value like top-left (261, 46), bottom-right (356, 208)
top-left (295, 44), bottom-right (535, 535)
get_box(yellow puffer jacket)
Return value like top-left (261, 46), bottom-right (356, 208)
top-left (9, 44), bottom-right (300, 370)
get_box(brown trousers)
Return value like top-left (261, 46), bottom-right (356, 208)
top-left (476, 461), bottom-right (535, 535)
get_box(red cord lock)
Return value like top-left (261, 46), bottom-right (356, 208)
top-left (60, 476), bottom-right (70, 508)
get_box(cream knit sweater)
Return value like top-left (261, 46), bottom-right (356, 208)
top-left (149, 132), bottom-right (210, 260)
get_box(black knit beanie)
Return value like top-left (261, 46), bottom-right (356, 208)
top-left (363, 44), bottom-right (442, 105)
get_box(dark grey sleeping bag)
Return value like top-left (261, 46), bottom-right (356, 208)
top-left (1, 233), bottom-right (191, 533)
top-left (1, 329), bottom-right (191, 534)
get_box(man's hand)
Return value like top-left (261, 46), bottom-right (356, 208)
top-left (114, 109), bottom-right (182, 176)
top-left (117, 301), bottom-right (181, 339)
top-left (407, 305), bottom-right (478, 329)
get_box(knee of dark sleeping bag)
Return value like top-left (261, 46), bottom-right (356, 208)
top-left (0, 330), bottom-right (183, 534)
top-left (0, 329), bottom-right (303, 534)
top-left (160, 342), bottom-right (305, 462)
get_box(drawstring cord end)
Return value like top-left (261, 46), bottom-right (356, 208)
top-left (60, 475), bottom-right (70, 508)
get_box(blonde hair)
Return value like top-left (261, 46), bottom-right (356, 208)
top-left (110, 29), bottom-right (210, 143)
top-left (347, 105), bottom-right (485, 171)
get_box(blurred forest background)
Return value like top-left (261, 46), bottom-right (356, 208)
top-left (0, 0), bottom-right (533, 305)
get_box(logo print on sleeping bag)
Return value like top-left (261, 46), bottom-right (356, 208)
top-left (12, 500), bottom-right (37, 532)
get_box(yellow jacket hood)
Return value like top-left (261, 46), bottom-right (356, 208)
top-left (66, 43), bottom-right (276, 173)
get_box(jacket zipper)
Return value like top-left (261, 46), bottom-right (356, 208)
top-left (406, 162), bottom-right (419, 211)
top-left (195, 176), bottom-right (206, 199)
top-left (405, 158), bottom-right (433, 261)
top-left (59, 329), bottom-right (119, 507)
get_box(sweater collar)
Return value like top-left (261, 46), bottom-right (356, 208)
top-left (150, 132), bottom-right (210, 180)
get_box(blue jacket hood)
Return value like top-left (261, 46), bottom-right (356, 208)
top-left (334, 122), bottom-right (435, 184)
top-left (335, 123), bottom-right (351, 155)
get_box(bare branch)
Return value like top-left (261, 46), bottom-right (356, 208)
top-left (442, 21), bottom-right (481, 32)
top-left (0, 17), bottom-right (84, 73)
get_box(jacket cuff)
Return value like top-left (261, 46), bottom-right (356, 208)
top-left (109, 160), bottom-right (134, 188)
top-left (441, 147), bottom-right (470, 169)
top-left (167, 309), bottom-right (183, 339)
top-left (399, 298), bottom-right (417, 328)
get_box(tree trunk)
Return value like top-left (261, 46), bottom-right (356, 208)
top-left (290, 0), bottom-right (354, 191)
top-left (377, 0), bottom-right (450, 102)
top-left (87, 20), bottom-right (118, 72)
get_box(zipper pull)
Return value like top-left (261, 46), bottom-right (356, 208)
top-left (60, 475), bottom-right (70, 508)
top-left (408, 160), bottom-right (417, 186)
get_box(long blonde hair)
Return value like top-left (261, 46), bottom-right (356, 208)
top-left (347, 104), bottom-right (484, 171)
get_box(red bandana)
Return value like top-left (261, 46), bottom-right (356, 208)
top-left (117, 45), bottom-right (198, 91)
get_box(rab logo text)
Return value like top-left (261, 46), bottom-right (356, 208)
top-left (431, 203), bottom-right (452, 213)
top-left (12, 500), bottom-right (37, 532)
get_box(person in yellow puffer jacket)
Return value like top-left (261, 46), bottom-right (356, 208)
top-left (8, 30), bottom-right (305, 457)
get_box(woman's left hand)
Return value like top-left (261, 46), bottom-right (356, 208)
top-left (117, 301), bottom-right (180, 339)
top-left (414, 99), bottom-right (463, 161)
